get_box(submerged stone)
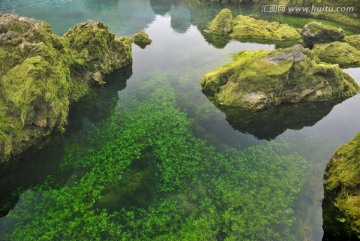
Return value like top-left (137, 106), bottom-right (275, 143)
top-left (208, 8), bottom-right (233, 35)
top-left (230, 15), bottom-right (302, 41)
top-left (302, 21), bottom-right (345, 47)
top-left (132, 29), bottom-right (152, 49)
top-left (323, 132), bottom-right (360, 240)
top-left (201, 45), bottom-right (359, 111)
top-left (0, 14), bottom-right (132, 162)
top-left (312, 41), bottom-right (360, 68)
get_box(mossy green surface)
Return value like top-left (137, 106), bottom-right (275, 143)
top-left (132, 29), bottom-right (152, 49)
top-left (2, 73), bottom-right (308, 240)
top-left (208, 8), bottom-right (233, 35)
top-left (230, 15), bottom-right (302, 42)
top-left (324, 132), bottom-right (360, 239)
top-left (201, 45), bottom-right (359, 111)
top-left (0, 14), bottom-right (132, 162)
top-left (345, 35), bottom-right (360, 50)
top-left (312, 41), bottom-right (360, 68)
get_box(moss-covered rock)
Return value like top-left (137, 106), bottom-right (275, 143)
top-left (345, 35), bottom-right (360, 50)
top-left (302, 21), bottom-right (345, 47)
top-left (230, 15), bottom-right (302, 41)
top-left (0, 14), bottom-right (132, 162)
top-left (201, 45), bottom-right (359, 111)
top-left (312, 41), bottom-right (360, 68)
top-left (208, 8), bottom-right (233, 35)
top-left (323, 133), bottom-right (360, 240)
top-left (0, 14), bottom-right (72, 162)
top-left (132, 29), bottom-right (152, 49)
top-left (207, 9), bottom-right (301, 42)
top-left (63, 20), bottom-right (132, 88)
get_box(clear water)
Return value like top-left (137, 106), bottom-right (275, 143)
top-left (0, 0), bottom-right (360, 240)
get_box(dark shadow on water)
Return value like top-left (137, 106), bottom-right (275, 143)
top-left (0, 65), bottom-right (132, 217)
top-left (214, 101), bottom-right (341, 140)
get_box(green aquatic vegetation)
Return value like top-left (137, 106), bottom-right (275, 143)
top-left (4, 73), bottom-right (308, 240)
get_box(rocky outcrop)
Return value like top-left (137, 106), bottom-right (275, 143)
top-left (0, 14), bottom-right (132, 162)
top-left (208, 8), bottom-right (233, 35)
top-left (201, 45), bottom-right (359, 111)
top-left (323, 133), bottom-right (360, 240)
top-left (207, 9), bottom-right (301, 42)
top-left (132, 29), bottom-right (152, 49)
top-left (312, 41), bottom-right (360, 68)
top-left (301, 22), bottom-right (345, 47)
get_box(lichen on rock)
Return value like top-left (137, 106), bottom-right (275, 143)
top-left (208, 8), bottom-right (233, 35)
top-left (201, 44), bottom-right (359, 111)
top-left (0, 14), bottom-right (133, 162)
top-left (323, 132), bottom-right (360, 240)
top-left (301, 21), bottom-right (345, 47)
top-left (132, 29), bottom-right (152, 49)
top-left (312, 41), bottom-right (360, 68)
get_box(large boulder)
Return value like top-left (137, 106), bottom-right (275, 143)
top-left (0, 14), bottom-right (132, 162)
top-left (301, 22), bottom-right (345, 47)
top-left (201, 45), bottom-right (359, 111)
top-left (230, 15), bottom-right (302, 41)
top-left (323, 132), bottom-right (360, 240)
top-left (312, 41), bottom-right (360, 68)
top-left (208, 8), bottom-right (233, 35)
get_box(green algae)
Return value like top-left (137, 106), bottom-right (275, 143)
top-left (3, 73), bottom-right (308, 240)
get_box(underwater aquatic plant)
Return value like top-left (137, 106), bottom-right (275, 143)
top-left (3, 73), bottom-right (308, 241)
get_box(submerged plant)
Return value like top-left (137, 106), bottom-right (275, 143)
top-left (3, 73), bottom-right (308, 240)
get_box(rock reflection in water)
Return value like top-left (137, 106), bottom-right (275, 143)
top-left (217, 101), bottom-right (341, 140)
